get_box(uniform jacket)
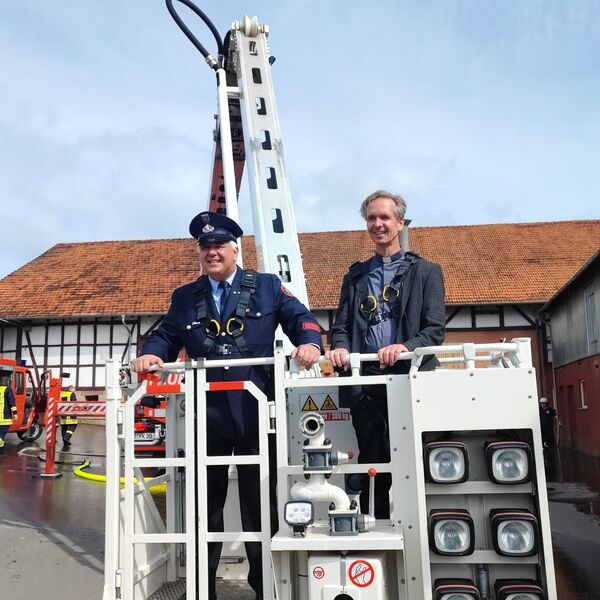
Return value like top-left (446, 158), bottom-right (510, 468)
top-left (0, 385), bottom-right (16, 426)
top-left (59, 391), bottom-right (78, 426)
top-left (142, 267), bottom-right (323, 440)
top-left (331, 252), bottom-right (445, 406)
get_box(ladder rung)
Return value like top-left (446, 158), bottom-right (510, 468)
top-left (205, 455), bottom-right (260, 466)
top-left (131, 458), bottom-right (187, 468)
top-left (205, 532), bottom-right (266, 543)
top-left (131, 533), bottom-right (187, 544)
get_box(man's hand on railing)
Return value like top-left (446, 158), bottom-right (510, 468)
top-left (325, 348), bottom-right (350, 370)
top-left (291, 344), bottom-right (321, 368)
top-left (130, 354), bottom-right (164, 373)
top-left (378, 344), bottom-right (409, 368)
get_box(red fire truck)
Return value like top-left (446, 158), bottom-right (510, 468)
top-left (0, 356), bottom-right (44, 442)
top-left (134, 395), bottom-right (166, 456)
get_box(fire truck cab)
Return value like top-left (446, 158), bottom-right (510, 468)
top-left (0, 356), bottom-right (43, 442)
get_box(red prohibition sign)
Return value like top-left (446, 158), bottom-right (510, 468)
top-left (348, 559), bottom-right (375, 587)
top-left (312, 566), bottom-right (325, 579)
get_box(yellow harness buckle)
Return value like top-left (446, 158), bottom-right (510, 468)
top-left (226, 317), bottom-right (245, 335)
top-left (382, 285), bottom-right (400, 302)
top-left (360, 295), bottom-right (378, 313)
top-left (205, 319), bottom-right (221, 336)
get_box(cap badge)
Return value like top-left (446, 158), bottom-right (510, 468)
top-left (202, 224), bottom-right (215, 233)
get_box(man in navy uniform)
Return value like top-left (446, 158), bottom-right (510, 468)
top-left (131, 211), bottom-right (322, 600)
top-left (326, 190), bottom-right (445, 519)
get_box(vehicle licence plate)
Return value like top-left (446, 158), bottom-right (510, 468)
top-left (134, 432), bottom-right (156, 441)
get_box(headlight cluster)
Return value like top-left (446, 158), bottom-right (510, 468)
top-left (424, 440), bottom-right (532, 485)
top-left (434, 579), bottom-right (544, 600)
top-left (428, 508), bottom-right (539, 557)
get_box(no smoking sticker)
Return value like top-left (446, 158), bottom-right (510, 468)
top-left (348, 559), bottom-right (375, 587)
top-left (312, 566), bottom-right (325, 579)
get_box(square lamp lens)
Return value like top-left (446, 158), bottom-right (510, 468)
top-left (490, 509), bottom-right (539, 556)
top-left (434, 578), bottom-right (481, 600)
top-left (429, 509), bottom-right (475, 556)
top-left (284, 500), bottom-right (314, 527)
top-left (425, 441), bottom-right (469, 483)
top-left (494, 579), bottom-right (544, 600)
top-left (486, 441), bottom-right (531, 484)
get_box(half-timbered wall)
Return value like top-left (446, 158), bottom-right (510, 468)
top-left (0, 316), bottom-right (163, 395)
top-left (0, 303), bottom-right (543, 398)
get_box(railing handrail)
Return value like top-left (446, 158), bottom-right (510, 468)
top-left (145, 339), bottom-right (531, 376)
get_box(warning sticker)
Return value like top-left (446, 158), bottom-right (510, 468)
top-left (321, 411), bottom-right (350, 422)
top-left (301, 396), bottom-right (319, 411)
top-left (348, 559), bottom-right (375, 588)
top-left (320, 395), bottom-right (337, 410)
top-left (312, 566), bottom-right (325, 579)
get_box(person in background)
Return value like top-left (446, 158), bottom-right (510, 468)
top-left (59, 385), bottom-right (78, 446)
top-left (0, 375), bottom-right (17, 452)
top-left (539, 397), bottom-right (557, 448)
top-left (326, 190), bottom-right (445, 519)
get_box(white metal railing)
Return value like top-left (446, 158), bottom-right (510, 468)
top-left (104, 338), bottom-right (534, 599)
top-left (104, 356), bottom-right (275, 600)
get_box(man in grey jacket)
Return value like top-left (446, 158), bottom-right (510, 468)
top-left (326, 190), bottom-right (445, 518)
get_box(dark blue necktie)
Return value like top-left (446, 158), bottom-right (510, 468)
top-left (219, 280), bottom-right (230, 315)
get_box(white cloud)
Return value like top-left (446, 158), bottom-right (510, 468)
top-left (1, 1), bottom-right (600, 278)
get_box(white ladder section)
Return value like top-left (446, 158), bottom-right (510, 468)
top-left (103, 357), bottom-right (275, 600)
top-left (216, 17), bottom-right (309, 306)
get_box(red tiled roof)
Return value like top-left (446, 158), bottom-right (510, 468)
top-left (0, 220), bottom-right (598, 319)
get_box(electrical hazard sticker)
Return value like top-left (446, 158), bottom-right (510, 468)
top-left (348, 559), bottom-right (375, 588)
top-left (312, 566), bottom-right (325, 579)
top-left (301, 396), bottom-right (319, 411)
top-left (320, 395), bottom-right (337, 410)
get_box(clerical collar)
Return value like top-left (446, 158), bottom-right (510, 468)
top-left (373, 249), bottom-right (404, 264)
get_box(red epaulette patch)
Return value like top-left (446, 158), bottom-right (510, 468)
top-left (281, 284), bottom-right (294, 297)
top-left (302, 322), bottom-right (321, 332)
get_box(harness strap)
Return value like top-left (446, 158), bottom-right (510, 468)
top-left (386, 253), bottom-right (418, 295)
top-left (198, 271), bottom-right (259, 357)
top-left (229, 270), bottom-right (258, 358)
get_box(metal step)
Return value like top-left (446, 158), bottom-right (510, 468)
top-left (148, 579), bottom-right (256, 600)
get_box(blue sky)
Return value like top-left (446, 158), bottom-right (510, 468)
top-left (1, 1), bottom-right (599, 278)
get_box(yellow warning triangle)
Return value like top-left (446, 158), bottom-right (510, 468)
top-left (320, 395), bottom-right (337, 410)
top-left (301, 396), bottom-right (319, 411)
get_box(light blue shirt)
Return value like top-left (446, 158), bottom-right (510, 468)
top-left (209, 271), bottom-right (237, 315)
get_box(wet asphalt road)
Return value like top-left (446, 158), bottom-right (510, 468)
top-left (1, 425), bottom-right (599, 600)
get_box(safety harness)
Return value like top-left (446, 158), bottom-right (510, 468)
top-left (195, 270), bottom-right (259, 357)
top-left (352, 252), bottom-right (419, 326)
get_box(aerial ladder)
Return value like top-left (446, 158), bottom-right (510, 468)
top-left (103, 3), bottom-right (558, 599)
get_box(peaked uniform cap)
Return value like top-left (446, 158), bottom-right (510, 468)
top-left (189, 211), bottom-right (244, 246)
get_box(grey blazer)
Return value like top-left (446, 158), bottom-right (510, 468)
top-left (331, 252), bottom-right (446, 406)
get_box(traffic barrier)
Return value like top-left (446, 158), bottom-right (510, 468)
top-left (37, 387), bottom-right (107, 478)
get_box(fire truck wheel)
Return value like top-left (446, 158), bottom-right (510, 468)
top-left (17, 419), bottom-right (43, 442)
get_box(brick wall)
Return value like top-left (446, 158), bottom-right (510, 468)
top-left (554, 355), bottom-right (600, 457)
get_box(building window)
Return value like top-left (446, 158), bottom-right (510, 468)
top-left (474, 306), bottom-right (500, 328)
top-left (579, 379), bottom-right (587, 409)
top-left (585, 285), bottom-right (598, 356)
